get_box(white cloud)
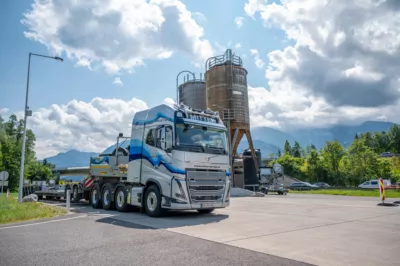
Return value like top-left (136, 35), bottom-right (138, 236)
top-left (244, 0), bottom-right (400, 126)
top-left (244, 0), bottom-right (267, 18)
top-left (235, 43), bottom-right (242, 49)
top-left (192, 12), bottom-right (207, 23)
top-left (163, 97), bottom-right (176, 107)
top-left (249, 49), bottom-right (265, 69)
top-left (21, 0), bottom-right (213, 73)
top-left (23, 98), bottom-right (149, 159)
top-left (234, 16), bottom-right (245, 28)
top-left (112, 77), bottom-right (123, 86)
top-left (0, 108), bottom-right (9, 116)
top-left (2, 97), bottom-right (177, 159)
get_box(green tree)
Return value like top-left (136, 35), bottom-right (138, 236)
top-left (388, 125), bottom-right (400, 153)
top-left (276, 149), bottom-right (282, 158)
top-left (306, 148), bottom-right (324, 182)
top-left (292, 141), bottom-right (302, 158)
top-left (27, 161), bottom-right (53, 182)
top-left (284, 140), bottom-right (292, 155)
top-left (0, 114), bottom-right (54, 191)
top-left (340, 138), bottom-right (380, 186)
top-left (277, 154), bottom-right (306, 180)
top-left (321, 140), bottom-right (345, 185)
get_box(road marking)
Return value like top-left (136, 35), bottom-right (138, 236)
top-left (0, 215), bottom-right (87, 230)
top-left (235, 198), bottom-right (381, 208)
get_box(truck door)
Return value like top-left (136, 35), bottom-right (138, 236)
top-left (155, 125), bottom-right (173, 170)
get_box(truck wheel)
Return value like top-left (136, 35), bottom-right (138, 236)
top-left (71, 185), bottom-right (81, 203)
top-left (102, 184), bottom-right (114, 210)
top-left (144, 185), bottom-right (164, 217)
top-left (91, 184), bottom-right (102, 209)
top-left (115, 187), bottom-right (129, 212)
top-left (197, 208), bottom-right (215, 214)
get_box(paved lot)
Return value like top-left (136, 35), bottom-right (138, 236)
top-left (1, 194), bottom-right (400, 266)
top-left (0, 213), bottom-right (310, 266)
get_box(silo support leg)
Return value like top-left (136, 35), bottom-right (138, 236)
top-left (231, 128), bottom-right (239, 156)
top-left (245, 131), bottom-right (259, 173)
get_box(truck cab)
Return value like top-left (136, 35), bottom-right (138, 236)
top-left (89, 104), bottom-right (231, 216)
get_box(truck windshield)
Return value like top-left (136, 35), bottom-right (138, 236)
top-left (175, 123), bottom-right (228, 154)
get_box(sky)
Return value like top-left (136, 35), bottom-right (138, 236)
top-left (1, 0), bottom-right (400, 159)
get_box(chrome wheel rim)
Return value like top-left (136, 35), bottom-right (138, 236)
top-left (92, 189), bottom-right (97, 204)
top-left (73, 187), bottom-right (78, 199)
top-left (147, 191), bottom-right (157, 211)
top-left (117, 190), bottom-right (124, 207)
top-left (103, 189), bottom-right (109, 206)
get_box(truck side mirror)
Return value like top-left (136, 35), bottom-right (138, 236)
top-left (160, 127), bottom-right (166, 150)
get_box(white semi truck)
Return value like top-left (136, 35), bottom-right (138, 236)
top-left (88, 103), bottom-right (231, 217)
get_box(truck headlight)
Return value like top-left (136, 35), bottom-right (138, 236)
top-left (173, 178), bottom-right (187, 200)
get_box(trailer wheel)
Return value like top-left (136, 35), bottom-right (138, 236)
top-left (91, 184), bottom-right (102, 209)
top-left (197, 208), bottom-right (215, 214)
top-left (144, 185), bottom-right (164, 217)
top-left (102, 184), bottom-right (114, 210)
top-left (71, 185), bottom-right (81, 203)
top-left (115, 186), bottom-right (129, 212)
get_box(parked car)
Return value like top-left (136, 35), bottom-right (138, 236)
top-left (379, 152), bottom-right (395, 158)
top-left (313, 182), bottom-right (330, 188)
top-left (358, 179), bottom-right (391, 189)
top-left (288, 182), bottom-right (319, 191)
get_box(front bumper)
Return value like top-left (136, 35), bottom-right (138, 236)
top-left (165, 173), bottom-right (231, 210)
top-left (166, 200), bottom-right (230, 210)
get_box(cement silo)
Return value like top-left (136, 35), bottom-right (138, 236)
top-left (205, 49), bottom-right (259, 174)
top-left (177, 72), bottom-right (206, 110)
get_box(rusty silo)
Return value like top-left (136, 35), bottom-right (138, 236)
top-left (177, 73), bottom-right (207, 110)
top-left (205, 49), bottom-right (259, 174)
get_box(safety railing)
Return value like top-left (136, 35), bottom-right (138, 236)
top-left (205, 49), bottom-right (243, 71)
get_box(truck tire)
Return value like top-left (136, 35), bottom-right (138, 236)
top-left (115, 186), bottom-right (129, 212)
top-left (91, 184), bottom-right (102, 209)
top-left (102, 184), bottom-right (114, 210)
top-left (144, 185), bottom-right (164, 217)
top-left (197, 208), bottom-right (215, 214)
top-left (71, 185), bottom-right (81, 203)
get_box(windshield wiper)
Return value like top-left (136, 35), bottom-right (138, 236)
top-left (179, 143), bottom-right (205, 152)
top-left (206, 145), bottom-right (227, 154)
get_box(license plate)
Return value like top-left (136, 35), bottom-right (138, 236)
top-left (200, 203), bottom-right (214, 208)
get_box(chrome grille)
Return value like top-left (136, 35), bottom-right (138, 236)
top-left (186, 170), bottom-right (226, 202)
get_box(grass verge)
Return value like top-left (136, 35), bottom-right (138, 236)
top-left (0, 195), bottom-right (65, 224)
top-left (290, 189), bottom-right (400, 198)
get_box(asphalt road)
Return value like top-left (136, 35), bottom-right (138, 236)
top-left (0, 213), bottom-right (312, 266)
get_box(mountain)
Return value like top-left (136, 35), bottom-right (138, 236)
top-left (290, 121), bottom-right (397, 149)
top-left (45, 149), bottom-right (98, 168)
top-left (237, 139), bottom-right (280, 158)
top-left (45, 121), bottom-right (398, 167)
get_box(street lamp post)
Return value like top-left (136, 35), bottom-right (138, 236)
top-left (176, 70), bottom-right (195, 105)
top-left (18, 52), bottom-right (63, 203)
